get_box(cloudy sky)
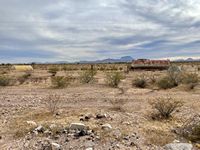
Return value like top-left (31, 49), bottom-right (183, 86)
top-left (0, 0), bottom-right (200, 63)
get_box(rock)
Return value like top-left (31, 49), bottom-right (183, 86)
top-left (102, 124), bottom-right (112, 130)
top-left (69, 123), bottom-right (86, 131)
top-left (80, 113), bottom-right (93, 121)
top-left (34, 125), bottom-right (44, 133)
top-left (85, 148), bottom-right (93, 150)
top-left (164, 143), bottom-right (193, 150)
top-left (96, 113), bottom-right (107, 119)
top-left (27, 121), bottom-right (37, 126)
top-left (51, 142), bottom-right (61, 150)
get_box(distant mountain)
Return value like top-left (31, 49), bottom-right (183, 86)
top-left (78, 56), bottom-right (133, 64)
top-left (174, 58), bottom-right (200, 62)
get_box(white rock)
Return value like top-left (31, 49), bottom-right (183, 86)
top-left (51, 142), bottom-right (61, 150)
top-left (85, 148), bottom-right (93, 150)
top-left (164, 143), bottom-right (193, 150)
top-left (69, 123), bottom-right (86, 131)
top-left (102, 124), bottom-right (112, 130)
top-left (34, 125), bottom-right (44, 132)
top-left (26, 121), bottom-right (37, 126)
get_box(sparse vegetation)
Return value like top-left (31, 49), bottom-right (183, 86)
top-left (106, 71), bottom-right (124, 88)
top-left (157, 76), bottom-right (177, 89)
top-left (181, 73), bottom-right (199, 90)
top-left (18, 72), bottom-right (32, 84)
top-left (150, 97), bottom-right (183, 119)
top-left (180, 115), bottom-right (200, 142)
top-left (48, 67), bottom-right (59, 76)
top-left (133, 77), bottom-right (147, 88)
top-left (45, 94), bottom-right (61, 114)
top-left (51, 76), bottom-right (72, 88)
top-left (0, 75), bottom-right (11, 86)
top-left (80, 70), bottom-right (97, 84)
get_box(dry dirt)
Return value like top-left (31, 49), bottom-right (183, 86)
top-left (0, 69), bottom-right (200, 150)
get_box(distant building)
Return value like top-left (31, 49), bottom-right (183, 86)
top-left (131, 59), bottom-right (170, 70)
top-left (11, 65), bottom-right (33, 71)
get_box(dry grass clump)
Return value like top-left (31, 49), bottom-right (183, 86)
top-left (145, 129), bottom-right (175, 146)
top-left (109, 99), bottom-right (126, 112)
top-left (150, 97), bottom-right (183, 120)
top-left (80, 70), bottom-right (97, 84)
top-left (44, 94), bottom-right (62, 114)
top-left (180, 115), bottom-right (200, 142)
top-left (48, 67), bottom-right (59, 76)
top-left (51, 76), bottom-right (73, 88)
top-left (0, 75), bottom-right (11, 86)
top-left (133, 77), bottom-right (147, 88)
top-left (181, 73), bottom-right (199, 90)
top-left (106, 71), bottom-right (124, 88)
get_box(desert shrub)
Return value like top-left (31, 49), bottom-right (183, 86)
top-left (180, 115), bottom-right (200, 142)
top-left (48, 67), bottom-right (59, 76)
top-left (167, 65), bottom-right (182, 86)
top-left (181, 73), bottom-right (199, 90)
top-left (51, 76), bottom-right (72, 88)
top-left (45, 94), bottom-right (61, 114)
top-left (80, 70), bottom-right (97, 84)
top-left (18, 72), bottom-right (32, 84)
top-left (133, 77), bottom-right (147, 88)
top-left (106, 72), bottom-right (124, 88)
top-left (150, 97), bottom-right (183, 119)
top-left (157, 76), bottom-right (177, 89)
top-left (0, 75), bottom-right (11, 86)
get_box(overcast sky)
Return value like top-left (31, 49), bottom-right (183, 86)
top-left (0, 0), bottom-right (200, 63)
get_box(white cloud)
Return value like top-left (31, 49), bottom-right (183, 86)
top-left (0, 0), bottom-right (199, 62)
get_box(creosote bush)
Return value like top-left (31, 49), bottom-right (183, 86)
top-left (48, 67), bottom-right (59, 76)
top-left (45, 94), bottom-right (61, 114)
top-left (0, 75), bottom-right (11, 86)
top-left (150, 97), bottom-right (183, 120)
top-left (157, 76), bottom-right (177, 89)
top-left (80, 70), bottom-right (97, 84)
top-left (106, 71), bottom-right (124, 88)
top-left (133, 77), bottom-right (147, 88)
top-left (51, 76), bottom-right (72, 88)
top-left (157, 65), bottom-right (182, 89)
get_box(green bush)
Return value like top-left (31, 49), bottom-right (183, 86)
top-left (150, 97), bottom-right (183, 119)
top-left (80, 70), bottom-right (96, 84)
top-left (51, 76), bottom-right (72, 88)
top-left (106, 72), bottom-right (124, 88)
top-left (133, 78), bottom-right (147, 88)
top-left (0, 75), bottom-right (11, 86)
top-left (157, 76), bottom-right (177, 89)
top-left (48, 67), bottom-right (59, 76)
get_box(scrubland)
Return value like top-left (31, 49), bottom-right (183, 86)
top-left (0, 63), bottom-right (200, 150)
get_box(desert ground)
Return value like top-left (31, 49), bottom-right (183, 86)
top-left (0, 63), bottom-right (200, 150)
